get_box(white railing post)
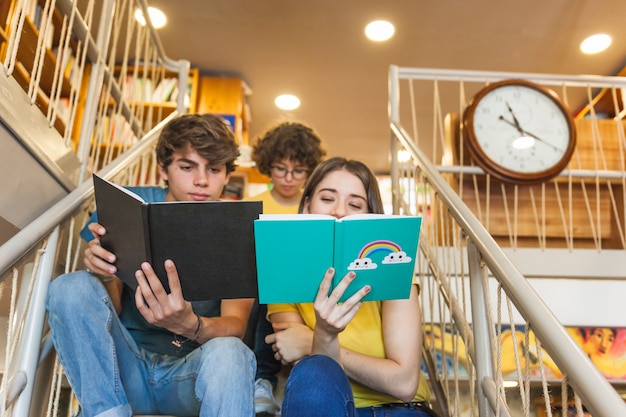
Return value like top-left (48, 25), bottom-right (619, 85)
top-left (10, 228), bottom-right (59, 417)
top-left (467, 240), bottom-right (495, 417)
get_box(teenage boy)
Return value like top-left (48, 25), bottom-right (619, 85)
top-left (46, 114), bottom-right (255, 417)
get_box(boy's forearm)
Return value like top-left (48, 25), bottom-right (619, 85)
top-left (193, 298), bottom-right (254, 341)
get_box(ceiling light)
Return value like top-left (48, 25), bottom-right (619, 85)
top-left (580, 33), bottom-right (611, 54)
top-left (275, 94), bottom-right (300, 110)
top-left (365, 20), bottom-right (395, 42)
top-left (503, 380), bottom-right (519, 388)
top-left (135, 7), bottom-right (167, 29)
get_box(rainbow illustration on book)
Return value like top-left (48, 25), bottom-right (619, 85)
top-left (348, 239), bottom-right (412, 270)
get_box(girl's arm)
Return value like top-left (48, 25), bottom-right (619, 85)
top-left (269, 270), bottom-right (423, 402)
top-left (340, 284), bottom-right (422, 402)
top-left (268, 268), bottom-right (368, 364)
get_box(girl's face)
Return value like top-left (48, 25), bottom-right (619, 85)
top-left (270, 158), bottom-right (309, 200)
top-left (588, 328), bottom-right (615, 356)
top-left (303, 169), bottom-right (368, 219)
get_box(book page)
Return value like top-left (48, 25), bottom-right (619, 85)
top-left (99, 178), bottom-right (145, 203)
top-left (339, 213), bottom-right (399, 221)
top-left (259, 214), bottom-right (333, 220)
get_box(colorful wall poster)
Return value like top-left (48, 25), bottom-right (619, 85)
top-left (422, 324), bottom-right (626, 381)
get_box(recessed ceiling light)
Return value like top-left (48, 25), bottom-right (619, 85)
top-left (275, 94), bottom-right (300, 110)
top-left (365, 20), bottom-right (395, 42)
top-left (580, 33), bottom-right (611, 54)
top-left (135, 7), bottom-right (167, 29)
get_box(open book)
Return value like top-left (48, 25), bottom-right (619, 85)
top-left (93, 174), bottom-right (262, 300)
top-left (254, 214), bottom-right (422, 304)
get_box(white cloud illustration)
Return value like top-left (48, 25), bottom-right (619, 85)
top-left (382, 251), bottom-right (412, 264)
top-left (348, 257), bottom-right (378, 270)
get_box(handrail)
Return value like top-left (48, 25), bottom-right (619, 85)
top-left (393, 66), bottom-right (626, 89)
top-left (0, 114), bottom-right (177, 279)
top-left (0, 0), bottom-right (194, 414)
top-left (390, 120), bottom-right (626, 416)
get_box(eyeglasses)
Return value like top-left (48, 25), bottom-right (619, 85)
top-left (270, 165), bottom-right (309, 180)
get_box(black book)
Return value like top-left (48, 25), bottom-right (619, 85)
top-left (92, 174), bottom-right (262, 301)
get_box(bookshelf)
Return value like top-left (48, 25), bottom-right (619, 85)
top-left (196, 76), bottom-right (252, 146)
top-left (0, 0), bottom-right (76, 137)
top-left (111, 65), bottom-right (200, 131)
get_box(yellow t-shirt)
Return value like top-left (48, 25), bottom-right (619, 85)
top-left (245, 188), bottom-right (298, 214)
top-left (267, 298), bottom-right (431, 408)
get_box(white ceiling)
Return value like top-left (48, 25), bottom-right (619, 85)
top-left (146, 0), bottom-right (626, 174)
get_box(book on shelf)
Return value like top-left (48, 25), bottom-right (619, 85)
top-left (254, 213), bottom-right (422, 304)
top-left (151, 77), bottom-right (177, 102)
top-left (92, 174), bottom-right (263, 301)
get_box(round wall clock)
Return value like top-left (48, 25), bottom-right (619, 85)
top-left (462, 79), bottom-right (576, 184)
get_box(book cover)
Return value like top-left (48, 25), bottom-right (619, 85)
top-left (93, 174), bottom-right (262, 301)
top-left (254, 213), bottom-right (422, 304)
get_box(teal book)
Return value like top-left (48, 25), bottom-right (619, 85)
top-left (254, 214), bottom-right (422, 304)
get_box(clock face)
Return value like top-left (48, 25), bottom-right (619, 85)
top-left (463, 79), bottom-right (576, 184)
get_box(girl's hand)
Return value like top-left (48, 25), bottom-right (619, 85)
top-left (313, 267), bottom-right (370, 336)
top-left (311, 268), bottom-right (370, 360)
top-left (265, 322), bottom-right (314, 365)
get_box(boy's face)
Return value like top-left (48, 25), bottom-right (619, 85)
top-left (159, 147), bottom-right (231, 202)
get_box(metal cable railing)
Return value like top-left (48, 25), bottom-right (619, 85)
top-left (0, 0), bottom-right (190, 414)
top-left (389, 65), bottom-right (626, 417)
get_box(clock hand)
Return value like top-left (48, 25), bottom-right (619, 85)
top-left (505, 102), bottom-right (524, 133)
top-left (498, 116), bottom-right (564, 153)
top-left (518, 128), bottom-right (565, 153)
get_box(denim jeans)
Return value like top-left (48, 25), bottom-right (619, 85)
top-left (282, 355), bottom-right (433, 417)
top-left (244, 301), bottom-right (281, 385)
top-left (46, 271), bottom-right (255, 417)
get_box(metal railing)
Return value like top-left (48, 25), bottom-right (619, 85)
top-left (0, 0), bottom-right (189, 415)
top-left (389, 65), bottom-right (626, 416)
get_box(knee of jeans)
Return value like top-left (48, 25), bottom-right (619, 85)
top-left (47, 271), bottom-right (101, 311)
top-left (295, 355), bottom-right (344, 380)
top-left (203, 337), bottom-right (255, 369)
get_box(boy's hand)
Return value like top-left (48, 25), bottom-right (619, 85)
top-left (134, 260), bottom-right (196, 336)
top-left (83, 222), bottom-right (117, 279)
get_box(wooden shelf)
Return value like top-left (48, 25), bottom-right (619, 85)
top-left (13, 62), bottom-right (66, 136)
top-left (196, 76), bottom-right (251, 145)
top-left (15, 17), bottom-right (72, 97)
top-left (235, 166), bottom-right (269, 184)
top-left (442, 113), bottom-right (625, 249)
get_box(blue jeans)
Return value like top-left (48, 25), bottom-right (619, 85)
top-left (282, 355), bottom-right (434, 417)
top-left (46, 271), bottom-right (255, 417)
top-left (244, 301), bottom-right (281, 385)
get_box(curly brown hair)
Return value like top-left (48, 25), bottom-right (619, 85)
top-left (156, 114), bottom-right (240, 174)
top-left (251, 122), bottom-right (326, 176)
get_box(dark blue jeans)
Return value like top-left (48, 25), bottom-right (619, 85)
top-left (245, 301), bottom-right (281, 385)
top-left (282, 355), bottom-right (435, 417)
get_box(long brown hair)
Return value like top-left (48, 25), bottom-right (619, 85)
top-left (298, 157), bottom-right (384, 214)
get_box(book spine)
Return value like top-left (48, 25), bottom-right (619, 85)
top-left (143, 204), bottom-right (152, 265)
top-left (332, 221), bottom-right (345, 293)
